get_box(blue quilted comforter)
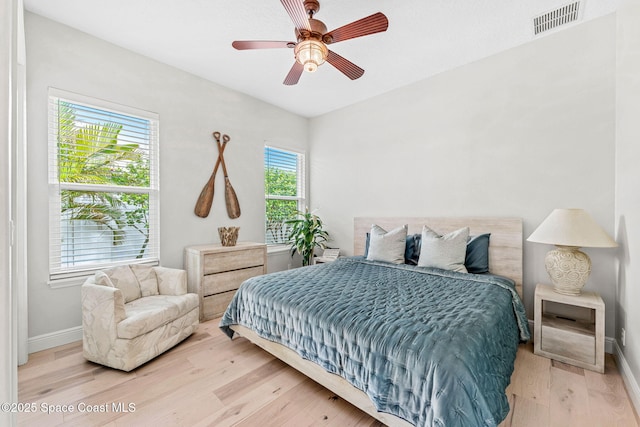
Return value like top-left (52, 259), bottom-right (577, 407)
top-left (220, 257), bottom-right (530, 426)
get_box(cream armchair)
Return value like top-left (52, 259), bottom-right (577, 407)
top-left (81, 264), bottom-right (199, 371)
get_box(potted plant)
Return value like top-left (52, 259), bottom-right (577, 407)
top-left (286, 209), bottom-right (330, 266)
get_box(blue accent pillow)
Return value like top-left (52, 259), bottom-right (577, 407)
top-left (465, 233), bottom-right (491, 274)
top-left (412, 232), bottom-right (490, 273)
top-left (405, 234), bottom-right (420, 265)
top-left (364, 233), bottom-right (369, 257)
top-left (404, 234), bottom-right (420, 265)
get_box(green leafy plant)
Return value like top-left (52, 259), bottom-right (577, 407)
top-left (57, 101), bottom-right (150, 258)
top-left (265, 163), bottom-right (298, 244)
top-left (285, 209), bottom-right (329, 266)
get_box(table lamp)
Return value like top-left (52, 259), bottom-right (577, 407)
top-left (527, 208), bottom-right (617, 295)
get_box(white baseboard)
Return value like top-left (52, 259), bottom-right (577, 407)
top-left (28, 326), bottom-right (82, 354)
top-left (614, 341), bottom-right (640, 416)
top-left (605, 336), bottom-right (615, 354)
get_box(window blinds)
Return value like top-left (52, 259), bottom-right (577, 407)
top-left (48, 89), bottom-right (160, 280)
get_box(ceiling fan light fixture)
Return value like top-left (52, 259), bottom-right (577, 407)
top-left (232, 1), bottom-right (388, 85)
top-left (294, 39), bottom-right (328, 73)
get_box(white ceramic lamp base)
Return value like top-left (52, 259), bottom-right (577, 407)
top-left (544, 245), bottom-right (591, 295)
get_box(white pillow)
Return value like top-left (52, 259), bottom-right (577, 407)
top-left (366, 224), bottom-right (408, 264)
top-left (130, 264), bottom-right (159, 297)
top-left (102, 265), bottom-right (142, 303)
top-left (418, 226), bottom-right (470, 272)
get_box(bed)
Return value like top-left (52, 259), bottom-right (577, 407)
top-left (220, 217), bottom-right (530, 427)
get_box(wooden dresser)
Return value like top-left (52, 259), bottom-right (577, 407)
top-left (184, 242), bottom-right (267, 321)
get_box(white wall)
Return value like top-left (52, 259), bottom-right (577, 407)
top-left (25, 13), bottom-right (308, 339)
top-left (616, 0), bottom-right (640, 410)
top-left (310, 15), bottom-right (617, 334)
top-left (266, 249), bottom-right (302, 274)
top-left (23, 9), bottom-right (624, 352)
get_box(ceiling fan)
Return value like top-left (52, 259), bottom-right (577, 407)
top-left (232, 0), bottom-right (389, 85)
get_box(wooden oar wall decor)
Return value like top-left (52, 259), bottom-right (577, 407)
top-left (194, 131), bottom-right (241, 219)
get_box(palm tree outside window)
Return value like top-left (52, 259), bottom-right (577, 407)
top-left (48, 89), bottom-right (159, 280)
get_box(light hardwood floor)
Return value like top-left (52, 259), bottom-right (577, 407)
top-left (18, 319), bottom-right (639, 427)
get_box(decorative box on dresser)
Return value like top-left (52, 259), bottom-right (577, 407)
top-left (534, 283), bottom-right (605, 373)
top-left (184, 242), bottom-right (266, 321)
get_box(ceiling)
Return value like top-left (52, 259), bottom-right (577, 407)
top-left (23, 0), bottom-right (617, 118)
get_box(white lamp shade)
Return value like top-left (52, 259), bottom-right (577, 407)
top-left (527, 208), bottom-right (617, 248)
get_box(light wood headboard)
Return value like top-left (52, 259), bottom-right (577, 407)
top-left (354, 217), bottom-right (523, 298)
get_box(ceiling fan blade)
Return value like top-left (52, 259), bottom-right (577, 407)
top-left (280, 0), bottom-right (311, 32)
top-left (326, 50), bottom-right (364, 80)
top-left (283, 62), bottom-right (304, 85)
top-left (324, 12), bottom-right (389, 44)
top-left (232, 40), bottom-right (295, 50)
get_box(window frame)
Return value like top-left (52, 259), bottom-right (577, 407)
top-left (264, 145), bottom-right (306, 247)
top-left (47, 88), bottom-right (160, 283)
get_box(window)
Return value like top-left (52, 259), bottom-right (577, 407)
top-left (264, 146), bottom-right (305, 245)
top-left (48, 89), bottom-right (159, 280)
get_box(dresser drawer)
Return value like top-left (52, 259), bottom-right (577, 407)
top-left (541, 324), bottom-right (595, 365)
top-left (202, 291), bottom-right (237, 319)
top-left (203, 266), bottom-right (264, 296)
top-left (203, 248), bottom-right (264, 274)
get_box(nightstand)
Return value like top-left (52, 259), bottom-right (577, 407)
top-left (534, 283), bottom-right (604, 373)
top-left (312, 248), bottom-right (341, 265)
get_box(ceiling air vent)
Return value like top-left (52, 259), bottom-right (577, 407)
top-left (533, 1), bottom-right (581, 36)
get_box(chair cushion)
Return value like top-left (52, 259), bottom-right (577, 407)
top-left (155, 267), bottom-right (187, 295)
top-left (130, 264), bottom-right (159, 297)
top-left (117, 294), bottom-right (199, 339)
top-left (102, 265), bottom-right (141, 303)
top-left (94, 270), bottom-right (114, 287)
